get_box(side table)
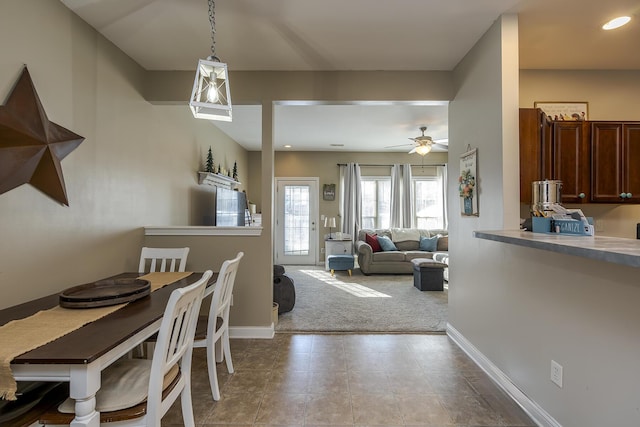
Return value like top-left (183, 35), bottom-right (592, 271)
top-left (325, 237), bottom-right (353, 270)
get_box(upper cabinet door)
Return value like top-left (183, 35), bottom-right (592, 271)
top-left (519, 108), bottom-right (552, 204)
top-left (622, 124), bottom-right (640, 203)
top-left (591, 122), bottom-right (640, 203)
top-left (553, 121), bottom-right (589, 203)
top-left (591, 122), bottom-right (623, 202)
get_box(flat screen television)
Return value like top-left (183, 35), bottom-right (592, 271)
top-left (215, 187), bottom-right (247, 226)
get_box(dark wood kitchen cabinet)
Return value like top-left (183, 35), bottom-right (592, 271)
top-left (519, 108), bottom-right (552, 203)
top-left (591, 122), bottom-right (640, 203)
top-left (552, 121), bottom-right (590, 203)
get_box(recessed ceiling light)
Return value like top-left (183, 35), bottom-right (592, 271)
top-left (602, 16), bottom-right (631, 30)
top-left (284, 144), bottom-right (292, 148)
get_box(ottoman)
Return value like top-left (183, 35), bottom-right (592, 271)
top-left (411, 258), bottom-right (447, 291)
top-left (327, 254), bottom-right (355, 276)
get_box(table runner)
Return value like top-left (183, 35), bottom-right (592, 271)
top-left (0, 271), bottom-right (191, 400)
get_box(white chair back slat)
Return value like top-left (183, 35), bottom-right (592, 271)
top-left (139, 247), bottom-right (190, 273)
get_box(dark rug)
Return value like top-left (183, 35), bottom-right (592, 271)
top-left (275, 265), bottom-right (448, 333)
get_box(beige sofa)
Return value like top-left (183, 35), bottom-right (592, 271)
top-left (356, 228), bottom-right (448, 275)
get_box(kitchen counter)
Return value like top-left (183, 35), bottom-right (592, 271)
top-left (474, 230), bottom-right (640, 268)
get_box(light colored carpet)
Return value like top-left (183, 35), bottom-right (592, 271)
top-left (275, 265), bottom-right (448, 333)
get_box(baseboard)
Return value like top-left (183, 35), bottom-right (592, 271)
top-left (229, 325), bottom-right (275, 339)
top-left (446, 324), bottom-right (561, 427)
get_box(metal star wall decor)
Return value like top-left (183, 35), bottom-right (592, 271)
top-left (0, 67), bottom-right (84, 206)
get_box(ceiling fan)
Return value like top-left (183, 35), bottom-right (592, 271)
top-left (386, 126), bottom-right (448, 156)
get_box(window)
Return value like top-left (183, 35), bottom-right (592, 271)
top-left (361, 177), bottom-right (391, 229)
top-left (360, 172), bottom-right (445, 231)
top-left (413, 176), bottom-right (445, 229)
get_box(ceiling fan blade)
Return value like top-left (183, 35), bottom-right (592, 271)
top-left (434, 138), bottom-right (448, 145)
top-left (408, 147), bottom-right (418, 154)
top-left (385, 143), bottom-right (415, 148)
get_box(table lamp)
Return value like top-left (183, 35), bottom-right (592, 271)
top-left (324, 217), bottom-right (336, 239)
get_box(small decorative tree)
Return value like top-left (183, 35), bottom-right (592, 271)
top-left (217, 164), bottom-right (221, 174)
top-left (232, 162), bottom-right (238, 181)
top-left (205, 147), bottom-right (214, 173)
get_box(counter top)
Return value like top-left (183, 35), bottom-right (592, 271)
top-left (474, 230), bottom-right (640, 268)
top-left (145, 226), bottom-right (262, 236)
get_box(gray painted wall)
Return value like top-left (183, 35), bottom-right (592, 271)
top-left (449, 15), bottom-right (640, 426)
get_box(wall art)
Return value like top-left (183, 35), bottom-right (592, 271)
top-left (323, 183), bottom-right (335, 201)
top-left (0, 67), bottom-right (84, 206)
top-left (459, 148), bottom-right (478, 216)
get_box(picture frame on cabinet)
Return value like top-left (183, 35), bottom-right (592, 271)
top-left (534, 101), bottom-right (589, 121)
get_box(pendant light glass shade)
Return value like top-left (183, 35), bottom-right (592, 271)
top-left (189, 57), bottom-right (232, 121)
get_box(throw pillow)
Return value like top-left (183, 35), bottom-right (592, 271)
top-left (377, 235), bottom-right (398, 251)
top-left (437, 235), bottom-right (449, 251)
top-left (365, 233), bottom-right (382, 252)
top-left (419, 236), bottom-right (438, 252)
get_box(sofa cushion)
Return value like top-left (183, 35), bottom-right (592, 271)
top-left (405, 251), bottom-right (434, 261)
top-left (394, 240), bottom-right (419, 251)
top-left (390, 228), bottom-right (421, 242)
top-left (377, 235), bottom-right (398, 251)
top-left (419, 236), bottom-right (438, 251)
top-left (437, 235), bottom-right (448, 251)
top-left (372, 251), bottom-right (405, 262)
top-left (365, 233), bottom-right (382, 252)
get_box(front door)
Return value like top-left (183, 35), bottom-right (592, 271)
top-left (275, 178), bottom-right (318, 265)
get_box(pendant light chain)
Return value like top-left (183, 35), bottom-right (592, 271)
top-left (208, 0), bottom-right (220, 62)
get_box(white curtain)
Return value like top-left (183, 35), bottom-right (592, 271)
top-left (390, 163), bottom-right (414, 228)
top-left (402, 163), bottom-right (413, 228)
top-left (340, 162), bottom-right (361, 243)
top-left (390, 165), bottom-right (403, 228)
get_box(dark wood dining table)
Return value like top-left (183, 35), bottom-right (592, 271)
top-left (0, 272), bottom-right (216, 427)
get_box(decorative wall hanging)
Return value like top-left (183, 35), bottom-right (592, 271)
top-left (0, 67), bottom-right (84, 206)
top-left (323, 184), bottom-right (336, 201)
top-left (459, 148), bottom-right (478, 216)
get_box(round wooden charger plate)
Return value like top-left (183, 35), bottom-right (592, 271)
top-left (59, 278), bottom-right (151, 309)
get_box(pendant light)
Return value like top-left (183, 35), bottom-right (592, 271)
top-left (189, 0), bottom-right (232, 121)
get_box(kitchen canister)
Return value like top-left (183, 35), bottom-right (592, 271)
top-left (532, 180), bottom-right (563, 213)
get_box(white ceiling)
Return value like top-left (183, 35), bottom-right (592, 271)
top-left (60, 0), bottom-right (640, 152)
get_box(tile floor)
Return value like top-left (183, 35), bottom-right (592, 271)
top-left (165, 333), bottom-right (537, 427)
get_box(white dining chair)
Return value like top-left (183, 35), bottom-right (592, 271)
top-left (193, 252), bottom-right (243, 401)
top-left (40, 271), bottom-right (212, 427)
top-left (138, 247), bottom-right (190, 273)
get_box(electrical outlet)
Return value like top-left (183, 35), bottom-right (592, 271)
top-left (551, 360), bottom-right (563, 388)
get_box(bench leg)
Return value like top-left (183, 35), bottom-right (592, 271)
top-left (348, 269), bottom-right (352, 276)
top-left (330, 269), bottom-right (335, 276)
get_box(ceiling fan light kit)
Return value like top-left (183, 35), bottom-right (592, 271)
top-left (409, 126), bottom-right (434, 156)
top-left (189, 0), bottom-right (233, 122)
top-left (413, 144), bottom-right (432, 156)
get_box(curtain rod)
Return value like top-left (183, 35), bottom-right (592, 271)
top-left (336, 163), bottom-right (446, 167)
